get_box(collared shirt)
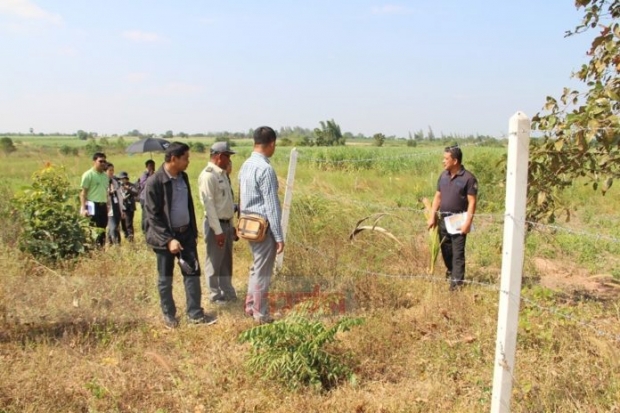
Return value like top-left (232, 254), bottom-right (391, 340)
top-left (238, 151), bottom-right (283, 242)
top-left (437, 165), bottom-right (478, 214)
top-left (163, 167), bottom-right (190, 228)
top-left (198, 161), bottom-right (235, 235)
top-left (81, 168), bottom-right (109, 203)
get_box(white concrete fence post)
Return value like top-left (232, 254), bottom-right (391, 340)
top-left (491, 112), bottom-right (531, 413)
top-left (276, 148), bottom-right (298, 271)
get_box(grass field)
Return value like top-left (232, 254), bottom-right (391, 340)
top-left (0, 138), bottom-right (619, 412)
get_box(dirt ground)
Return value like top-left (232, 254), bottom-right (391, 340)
top-left (534, 257), bottom-right (620, 300)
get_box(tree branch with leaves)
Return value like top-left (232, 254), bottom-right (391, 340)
top-left (529, 0), bottom-right (620, 223)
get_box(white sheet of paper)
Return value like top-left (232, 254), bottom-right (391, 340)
top-left (444, 212), bottom-right (472, 235)
top-left (85, 201), bottom-right (95, 216)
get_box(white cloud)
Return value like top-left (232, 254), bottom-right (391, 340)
top-left (371, 5), bottom-right (412, 15)
top-left (122, 30), bottom-right (163, 43)
top-left (0, 0), bottom-right (62, 24)
top-left (126, 72), bottom-right (149, 83)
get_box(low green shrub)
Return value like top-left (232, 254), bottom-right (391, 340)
top-left (238, 302), bottom-right (363, 391)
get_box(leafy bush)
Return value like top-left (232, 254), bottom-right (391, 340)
top-left (84, 139), bottom-right (102, 155)
top-left (0, 137), bottom-right (16, 154)
top-left (238, 302), bottom-right (363, 391)
top-left (373, 133), bottom-right (386, 147)
top-left (59, 145), bottom-right (79, 156)
top-left (279, 137), bottom-right (293, 146)
top-left (0, 184), bottom-right (19, 245)
top-left (192, 142), bottom-right (206, 153)
top-left (13, 164), bottom-right (92, 263)
top-left (214, 137), bottom-right (237, 147)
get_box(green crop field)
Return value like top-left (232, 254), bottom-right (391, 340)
top-left (0, 137), bottom-right (619, 412)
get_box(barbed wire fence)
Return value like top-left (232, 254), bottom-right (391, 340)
top-left (274, 115), bottom-right (620, 411)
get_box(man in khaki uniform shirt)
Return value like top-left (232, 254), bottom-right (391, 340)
top-left (198, 141), bottom-right (238, 304)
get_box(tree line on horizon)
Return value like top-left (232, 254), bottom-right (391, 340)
top-left (1, 119), bottom-right (502, 150)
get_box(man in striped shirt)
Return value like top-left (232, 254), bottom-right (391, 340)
top-left (238, 126), bottom-right (284, 324)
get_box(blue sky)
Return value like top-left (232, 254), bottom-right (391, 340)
top-left (0, 1), bottom-right (593, 137)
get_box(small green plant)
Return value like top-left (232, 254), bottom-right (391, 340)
top-left (13, 163), bottom-right (92, 263)
top-left (238, 301), bottom-right (363, 391)
top-left (85, 378), bottom-right (107, 399)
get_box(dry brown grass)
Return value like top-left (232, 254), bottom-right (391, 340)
top-left (1, 235), bottom-right (619, 413)
top-left (2, 147), bottom-right (620, 412)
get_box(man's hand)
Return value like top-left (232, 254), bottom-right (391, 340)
top-left (168, 239), bottom-right (183, 255)
top-left (276, 241), bottom-right (284, 254)
top-left (427, 215), bottom-right (437, 230)
top-left (215, 233), bottom-right (225, 248)
top-left (460, 220), bottom-right (473, 235)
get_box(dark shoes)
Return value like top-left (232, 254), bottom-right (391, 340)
top-left (449, 283), bottom-right (463, 292)
top-left (163, 314), bottom-right (179, 330)
top-left (163, 313), bottom-right (218, 328)
top-left (188, 314), bottom-right (218, 326)
top-left (211, 296), bottom-right (238, 305)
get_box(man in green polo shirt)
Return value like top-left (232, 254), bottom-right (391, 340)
top-left (80, 152), bottom-right (109, 247)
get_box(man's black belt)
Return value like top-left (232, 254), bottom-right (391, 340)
top-left (172, 225), bottom-right (189, 233)
top-left (219, 219), bottom-right (231, 224)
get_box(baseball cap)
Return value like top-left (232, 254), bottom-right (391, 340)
top-left (118, 171), bottom-right (129, 179)
top-left (210, 141), bottom-right (236, 155)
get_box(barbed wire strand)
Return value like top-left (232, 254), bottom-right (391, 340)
top-left (288, 239), bottom-right (620, 343)
top-left (294, 191), bottom-right (620, 244)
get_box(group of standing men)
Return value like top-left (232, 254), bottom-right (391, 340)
top-left (140, 126), bottom-right (283, 328)
top-left (80, 129), bottom-right (477, 329)
top-left (80, 154), bottom-right (154, 247)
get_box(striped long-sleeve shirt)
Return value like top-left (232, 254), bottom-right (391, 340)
top-left (238, 151), bottom-right (283, 242)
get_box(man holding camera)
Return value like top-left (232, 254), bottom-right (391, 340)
top-left (144, 142), bottom-right (216, 329)
top-left (118, 171), bottom-right (139, 242)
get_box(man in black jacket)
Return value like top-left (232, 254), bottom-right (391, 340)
top-left (144, 142), bottom-right (217, 329)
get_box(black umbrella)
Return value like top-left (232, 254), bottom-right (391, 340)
top-left (125, 137), bottom-right (171, 154)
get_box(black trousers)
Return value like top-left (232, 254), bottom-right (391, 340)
top-left (154, 229), bottom-right (204, 320)
top-left (91, 202), bottom-right (108, 247)
top-left (438, 218), bottom-right (467, 288)
top-left (121, 209), bottom-right (135, 241)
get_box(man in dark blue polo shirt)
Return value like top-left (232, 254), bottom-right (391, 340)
top-left (427, 145), bottom-right (478, 290)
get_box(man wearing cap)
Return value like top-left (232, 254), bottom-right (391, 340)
top-left (118, 171), bottom-right (139, 242)
top-left (198, 141), bottom-right (238, 304)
